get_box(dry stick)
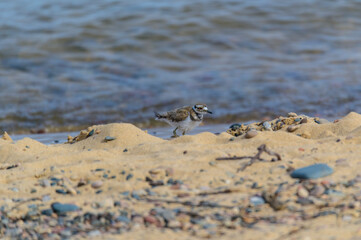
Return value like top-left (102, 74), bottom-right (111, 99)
top-left (143, 197), bottom-right (235, 209)
top-left (0, 163), bottom-right (20, 170)
top-left (216, 144), bottom-right (281, 171)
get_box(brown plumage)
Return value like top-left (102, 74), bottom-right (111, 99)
top-left (155, 103), bottom-right (212, 137)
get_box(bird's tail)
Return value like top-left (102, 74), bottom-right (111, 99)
top-left (154, 111), bottom-right (166, 120)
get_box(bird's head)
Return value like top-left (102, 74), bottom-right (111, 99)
top-left (193, 103), bottom-right (212, 114)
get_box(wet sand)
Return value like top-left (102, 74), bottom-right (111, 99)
top-left (0, 113), bottom-right (360, 239)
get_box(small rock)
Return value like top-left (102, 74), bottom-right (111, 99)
top-left (300, 118), bottom-right (308, 124)
top-left (41, 209), bottom-right (53, 216)
top-left (296, 197), bottom-right (313, 205)
top-left (104, 136), bottom-right (116, 142)
top-left (51, 202), bottom-right (79, 214)
top-left (324, 189), bottom-right (345, 197)
top-left (310, 185), bottom-right (325, 197)
top-left (250, 196), bottom-right (265, 206)
top-left (335, 158), bottom-right (349, 167)
top-left (87, 129), bottom-right (95, 137)
top-left (144, 215), bottom-right (159, 225)
top-left (167, 220), bottom-right (182, 228)
top-left (290, 164), bottom-right (334, 179)
top-left (209, 161), bottom-right (216, 166)
top-left (60, 230), bottom-right (72, 238)
top-left (229, 123), bottom-right (241, 131)
top-left (126, 174), bottom-right (133, 181)
top-left (288, 112), bottom-right (298, 117)
top-left (262, 121), bottom-right (272, 131)
top-left (91, 181), bottom-right (103, 189)
top-left (116, 216), bottom-right (130, 224)
top-left (318, 118), bottom-right (330, 124)
top-left (88, 230), bottom-right (101, 237)
top-left (9, 187), bottom-right (19, 192)
top-left (297, 187), bottom-right (309, 198)
top-left (287, 125), bottom-right (299, 132)
top-left (55, 189), bottom-right (68, 195)
top-left (245, 130), bottom-right (258, 139)
top-left (294, 117), bottom-right (302, 122)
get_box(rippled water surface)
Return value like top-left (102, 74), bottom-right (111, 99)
top-left (1, 0), bottom-right (361, 132)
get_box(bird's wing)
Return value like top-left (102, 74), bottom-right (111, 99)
top-left (168, 107), bottom-right (190, 122)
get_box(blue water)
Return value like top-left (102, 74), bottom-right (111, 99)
top-left (0, 0), bottom-right (361, 133)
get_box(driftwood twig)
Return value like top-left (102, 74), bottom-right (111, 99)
top-left (216, 144), bottom-right (281, 171)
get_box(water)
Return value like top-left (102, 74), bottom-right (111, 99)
top-left (1, 0), bottom-right (361, 133)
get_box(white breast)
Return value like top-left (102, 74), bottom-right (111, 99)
top-left (178, 116), bottom-right (201, 133)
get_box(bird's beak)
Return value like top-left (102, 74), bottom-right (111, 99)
top-left (207, 110), bottom-right (213, 114)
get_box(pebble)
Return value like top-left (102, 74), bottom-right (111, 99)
top-left (335, 158), bottom-right (349, 167)
top-left (262, 121), bottom-right (272, 131)
top-left (229, 123), bottom-right (241, 131)
top-left (310, 185), bottom-right (325, 197)
top-left (51, 202), bottom-right (79, 214)
top-left (250, 196), bottom-right (265, 206)
top-left (116, 216), bottom-right (130, 223)
top-left (297, 187), bottom-right (309, 198)
top-left (325, 189), bottom-right (345, 197)
top-left (91, 181), bottom-right (103, 189)
top-left (41, 209), bottom-right (53, 216)
top-left (167, 220), bottom-right (182, 228)
top-left (208, 161), bottom-right (216, 166)
top-left (144, 215), bottom-right (159, 225)
top-left (9, 187), bottom-right (19, 192)
top-left (290, 164), bottom-right (334, 179)
top-left (300, 118), bottom-right (308, 124)
top-left (40, 179), bottom-right (51, 188)
top-left (245, 130), bottom-right (258, 139)
top-left (126, 173), bottom-right (133, 181)
top-left (104, 136), bottom-right (116, 142)
top-left (296, 197), bottom-right (313, 205)
top-left (55, 189), bottom-right (68, 195)
top-left (287, 125), bottom-right (299, 132)
top-left (318, 118), bottom-right (330, 124)
top-left (88, 230), bottom-right (101, 237)
top-left (288, 112), bottom-right (298, 117)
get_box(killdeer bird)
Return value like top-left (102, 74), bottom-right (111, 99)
top-left (155, 103), bottom-right (212, 138)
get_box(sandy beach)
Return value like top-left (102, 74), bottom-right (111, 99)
top-left (0, 112), bottom-right (360, 239)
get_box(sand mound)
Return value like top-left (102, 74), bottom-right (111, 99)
top-left (0, 114), bottom-right (361, 239)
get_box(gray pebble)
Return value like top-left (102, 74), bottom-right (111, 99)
top-left (91, 181), bottom-right (103, 189)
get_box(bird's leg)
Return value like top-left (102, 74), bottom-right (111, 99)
top-left (171, 127), bottom-right (179, 138)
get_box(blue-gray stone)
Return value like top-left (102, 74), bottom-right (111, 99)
top-left (250, 196), bottom-right (265, 206)
top-left (51, 202), bottom-right (79, 214)
top-left (229, 123), bottom-right (241, 131)
top-left (290, 164), bottom-right (333, 179)
top-left (126, 173), bottom-right (133, 181)
top-left (116, 216), bottom-right (130, 223)
top-left (41, 209), bottom-right (53, 216)
top-left (104, 136), bottom-right (116, 142)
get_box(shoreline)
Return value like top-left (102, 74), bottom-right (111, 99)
top-left (0, 112), bottom-right (360, 239)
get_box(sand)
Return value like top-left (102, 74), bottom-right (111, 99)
top-left (0, 113), bottom-right (361, 239)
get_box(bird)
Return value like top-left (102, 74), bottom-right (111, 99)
top-left (154, 103), bottom-right (212, 138)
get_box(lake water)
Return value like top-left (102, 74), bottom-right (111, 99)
top-left (1, 0), bottom-right (361, 133)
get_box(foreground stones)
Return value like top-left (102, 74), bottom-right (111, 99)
top-left (227, 112), bottom-right (326, 138)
